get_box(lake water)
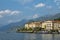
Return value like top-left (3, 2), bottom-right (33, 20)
top-left (0, 32), bottom-right (60, 40)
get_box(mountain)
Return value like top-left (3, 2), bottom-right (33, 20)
top-left (0, 13), bottom-right (60, 32)
top-left (31, 13), bottom-right (60, 21)
top-left (51, 13), bottom-right (60, 19)
top-left (0, 19), bottom-right (28, 32)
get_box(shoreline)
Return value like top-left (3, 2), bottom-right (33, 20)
top-left (16, 31), bottom-right (60, 34)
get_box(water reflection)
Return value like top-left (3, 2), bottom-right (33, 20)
top-left (0, 32), bottom-right (60, 40)
top-left (24, 33), bottom-right (60, 40)
top-left (52, 34), bottom-right (60, 40)
top-left (41, 34), bottom-right (52, 40)
top-left (24, 33), bottom-right (37, 40)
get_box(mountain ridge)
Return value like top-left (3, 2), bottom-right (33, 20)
top-left (0, 13), bottom-right (60, 32)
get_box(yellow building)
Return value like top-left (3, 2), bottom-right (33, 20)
top-left (42, 20), bottom-right (60, 30)
top-left (25, 22), bottom-right (42, 29)
top-left (53, 21), bottom-right (60, 30)
top-left (42, 21), bottom-right (53, 30)
top-left (25, 20), bottom-right (60, 30)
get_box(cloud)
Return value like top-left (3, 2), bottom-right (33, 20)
top-left (26, 14), bottom-right (39, 19)
top-left (33, 14), bottom-right (39, 18)
top-left (0, 10), bottom-right (10, 14)
top-left (10, 11), bottom-right (20, 15)
top-left (35, 3), bottom-right (45, 8)
top-left (0, 9), bottom-right (21, 16)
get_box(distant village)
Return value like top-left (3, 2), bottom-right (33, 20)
top-left (16, 19), bottom-right (60, 33)
top-left (25, 20), bottom-right (60, 33)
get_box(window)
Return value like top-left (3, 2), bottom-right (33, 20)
top-left (46, 24), bottom-right (51, 27)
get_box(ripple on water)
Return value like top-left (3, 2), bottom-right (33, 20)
top-left (0, 32), bottom-right (60, 40)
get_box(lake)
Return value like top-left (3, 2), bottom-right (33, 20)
top-left (0, 32), bottom-right (60, 40)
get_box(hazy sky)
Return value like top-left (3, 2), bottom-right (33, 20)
top-left (0, 0), bottom-right (60, 26)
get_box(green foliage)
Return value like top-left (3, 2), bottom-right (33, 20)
top-left (54, 18), bottom-right (60, 20)
top-left (33, 27), bottom-right (41, 31)
top-left (27, 28), bottom-right (33, 31)
top-left (16, 27), bottom-right (42, 32)
top-left (50, 30), bottom-right (58, 32)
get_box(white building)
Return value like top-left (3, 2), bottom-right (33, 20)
top-left (42, 20), bottom-right (60, 30)
top-left (25, 22), bottom-right (42, 29)
top-left (25, 20), bottom-right (60, 30)
top-left (42, 21), bottom-right (53, 30)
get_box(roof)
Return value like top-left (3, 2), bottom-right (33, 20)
top-left (26, 21), bottom-right (42, 24)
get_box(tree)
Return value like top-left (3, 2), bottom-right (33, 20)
top-left (33, 27), bottom-right (41, 31)
top-left (54, 18), bottom-right (60, 20)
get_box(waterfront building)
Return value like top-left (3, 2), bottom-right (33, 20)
top-left (42, 21), bottom-right (52, 30)
top-left (42, 20), bottom-right (60, 31)
top-left (53, 20), bottom-right (60, 30)
top-left (25, 22), bottom-right (42, 29)
top-left (25, 20), bottom-right (60, 31)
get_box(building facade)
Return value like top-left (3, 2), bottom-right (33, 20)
top-left (53, 21), bottom-right (60, 30)
top-left (25, 20), bottom-right (60, 30)
top-left (42, 20), bottom-right (60, 30)
top-left (42, 21), bottom-right (53, 30)
top-left (25, 22), bottom-right (42, 29)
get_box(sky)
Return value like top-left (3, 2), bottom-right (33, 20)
top-left (0, 0), bottom-right (60, 26)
